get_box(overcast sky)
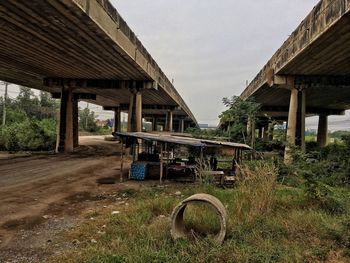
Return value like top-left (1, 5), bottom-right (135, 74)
top-left (112, 0), bottom-right (320, 125)
top-left (1, 0), bottom-right (349, 129)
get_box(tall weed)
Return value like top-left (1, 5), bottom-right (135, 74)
top-left (234, 162), bottom-right (277, 224)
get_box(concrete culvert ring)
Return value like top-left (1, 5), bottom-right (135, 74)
top-left (170, 193), bottom-right (228, 244)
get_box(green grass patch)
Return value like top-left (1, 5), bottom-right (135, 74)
top-left (50, 164), bottom-right (350, 263)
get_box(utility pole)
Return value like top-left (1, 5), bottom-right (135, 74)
top-left (2, 82), bottom-right (8, 127)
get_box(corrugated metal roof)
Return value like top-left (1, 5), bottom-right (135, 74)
top-left (113, 132), bottom-right (252, 150)
top-left (114, 132), bottom-right (206, 147)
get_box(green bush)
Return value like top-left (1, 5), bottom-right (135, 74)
top-left (0, 119), bottom-right (56, 151)
top-left (305, 179), bottom-right (346, 214)
top-left (2, 124), bottom-right (20, 152)
top-left (255, 138), bottom-right (284, 152)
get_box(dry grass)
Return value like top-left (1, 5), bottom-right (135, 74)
top-left (234, 162), bottom-right (277, 224)
top-left (48, 162), bottom-right (350, 263)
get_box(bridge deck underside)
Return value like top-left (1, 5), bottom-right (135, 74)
top-left (0, 0), bottom-right (192, 118)
top-left (278, 13), bottom-right (350, 75)
top-left (249, 11), bottom-right (350, 119)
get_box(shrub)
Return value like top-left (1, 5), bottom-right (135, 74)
top-left (0, 119), bottom-right (56, 151)
top-left (235, 162), bottom-right (277, 223)
top-left (2, 124), bottom-right (20, 152)
top-left (305, 179), bottom-right (346, 214)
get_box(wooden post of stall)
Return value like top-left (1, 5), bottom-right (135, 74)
top-left (159, 142), bottom-right (163, 184)
top-left (120, 138), bottom-right (124, 183)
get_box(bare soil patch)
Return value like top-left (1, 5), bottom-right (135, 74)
top-left (0, 136), bottom-right (135, 262)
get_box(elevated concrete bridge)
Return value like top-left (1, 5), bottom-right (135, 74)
top-left (240, 0), bottom-right (350, 163)
top-left (0, 0), bottom-right (197, 151)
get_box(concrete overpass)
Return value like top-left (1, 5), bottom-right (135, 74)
top-left (0, 0), bottom-right (198, 151)
top-left (240, 0), bottom-right (350, 163)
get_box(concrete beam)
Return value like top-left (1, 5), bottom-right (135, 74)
top-left (261, 106), bottom-right (345, 116)
top-left (45, 78), bottom-right (156, 91)
top-left (51, 92), bottom-right (96, 101)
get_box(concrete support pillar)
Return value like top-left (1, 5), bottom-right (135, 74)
top-left (114, 107), bottom-right (121, 133)
top-left (58, 86), bottom-right (74, 153)
top-left (127, 92), bottom-right (135, 132)
top-left (268, 123), bottom-right (274, 141)
top-left (165, 111), bottom-right (173, 132)
top-left (72, 98), bottom-right (79, 148)
top-left (247, 117), bottom-right (255, 148)
top-left (284, 88), bottom-right (298, 165)
top-left (258, 127), bottom-right (263, 139)
top-left (251, 120), bottom-right (256, 149)
top-left (296, 89), bottom-right (306, 152)
top-left (135, 91), bottom-right (142, 132)
top-left (179, 118), bottom-right (185, 133)
top-left (127, 90), bottom-right (142, 132)
top-left (263, 124), bottom-right (269, 141)
top-left (246, 119), bottom-right (251, 138)
top-left (300, 90), bottom-right (306, 152)
top-left (317, 115), bottom-right (328, 147)
top-left (152, 117), bottom-right (158, 131)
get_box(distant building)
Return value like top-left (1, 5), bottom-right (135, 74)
top-left (95, 119), bottom-right (107, 127)
top-left (199, 123), bottom-right (216, 130)
top-left (199, 123), bottom-right (209, 129)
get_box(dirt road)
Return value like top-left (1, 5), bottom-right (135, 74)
top-left (0, 136), bottom-right (132, 260)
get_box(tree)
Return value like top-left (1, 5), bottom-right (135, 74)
top-left (219, 96), bottom-right (261, 145)
top-left (79, 107), bottom-right (98, 132)
top-left (39, 91), bottom-right (59, 118)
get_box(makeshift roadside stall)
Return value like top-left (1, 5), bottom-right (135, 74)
top-left (113, 132), bottom-right (252, 185)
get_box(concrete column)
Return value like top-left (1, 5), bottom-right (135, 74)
top-left (246, 118), bottom-right (251, 138)
top-left (317, 115), bottom-right (328, 147)
top-left (263, 124), bottom-right (269, 141)
top-left (179, 118), bottom-right (185, 133)
top-left (72, 98), bottom-right (79, 148)
top-left (165, 111), bottom-right (173, 132)
top-left (114, 107), bottom-right (121, 132)
top-left (300, 90), bottom-right (306, 152)
top-left (127, 92), bottom-right (135, 132)
top-left (135, 91), bottom-right (142, 132)
top-left (128, 90), bottom-right (142, 132)
top-left (58, 86), bottom-right (74, 153)
top-left (268, 123), bottom-right (274, 141)
top-left (152, 117), bottom-right (158, 131)
top-left (258, 127), bottom-right (263, 139)
top-left (251, 120), bottom-right (256, 149)
top-left (295, 89), bottom-right (306, 152)
top-left (284, 88), bottom-right (298, 165)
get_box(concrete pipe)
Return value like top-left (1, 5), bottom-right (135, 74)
top-left (170, 193), bottom-right (228, 244)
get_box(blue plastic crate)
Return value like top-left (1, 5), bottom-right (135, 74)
top-left (130, 163), bottom-right (148, 180)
